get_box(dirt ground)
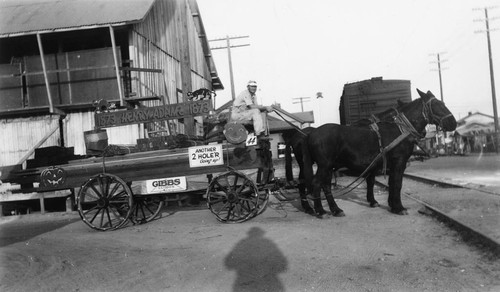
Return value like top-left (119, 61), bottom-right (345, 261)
top-left (1, 181), bottom-right (499, 292)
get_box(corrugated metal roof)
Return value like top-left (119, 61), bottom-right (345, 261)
top-left (0, 0), bottom-right (155, 37)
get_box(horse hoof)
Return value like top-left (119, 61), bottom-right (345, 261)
top-left (333, 210), bottom-right (345, 217)
top-left (304, 208), bottom-right (315, 215)
top-left (315, 213), bottom-right (324, 219)
top-left (391, 209), bottom-right (408, 215)
top-left (399, 210), bottom-right (409, 215)
top-left (315, 209), bottom-right (326, 215)
top-left (370, 202), bottom-right (380, 208)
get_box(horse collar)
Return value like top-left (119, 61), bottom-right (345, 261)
top-left (394, 113), bottom-right (425, 140)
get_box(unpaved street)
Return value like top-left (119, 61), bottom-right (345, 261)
top-left (1, 183), bottom-right (499, 292)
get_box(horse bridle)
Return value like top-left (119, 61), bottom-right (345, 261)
top-left (422, 96), bottom-right (453, 128)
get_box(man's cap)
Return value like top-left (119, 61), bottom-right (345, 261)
top-left (247, 80), bottom-right (258, 87)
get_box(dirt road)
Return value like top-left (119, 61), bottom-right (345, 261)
top-left (1, 183), bottom-right (499, 292)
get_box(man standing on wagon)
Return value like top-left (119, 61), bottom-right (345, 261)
top-left (231, 80), bottom-right (274, 139)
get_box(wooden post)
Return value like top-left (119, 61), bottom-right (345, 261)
top-left (109, 25), bottom-right (125, 107)
top-left (16, 122), bottom-right (59, 165)
top-left (39, 193), bottom-right (45, 215)
top-left (177, 0), bottom-right (195, 135)
top-left (36, 33), bottom-right (55, 114)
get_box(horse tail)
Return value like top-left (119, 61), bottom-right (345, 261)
top-left (284, 141), bottom-right (294, 182)
top-left (281, 129), bottom-right (295, 182)
top-left (301, 130), bottom-right (314, 195)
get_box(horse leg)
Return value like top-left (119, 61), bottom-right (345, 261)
top-left (284, 142), bottom-right (294, 183)
top-left (311, 171), bottom-right (327, 217)
top-left (366, 172), bottom-right (379, 207)
top-left (322, 168), bottom-right (345, 217)
top-left (297, 152), bottom-right (312, 212)
top-left (298, 179), bottom-right (314, 214)
top-left (388, 163), bottom-right (408, 215)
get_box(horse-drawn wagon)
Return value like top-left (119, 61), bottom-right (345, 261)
top-left (1, 94), bottom-right (276, 231)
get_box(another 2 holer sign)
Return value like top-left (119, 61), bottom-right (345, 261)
top-left (188, 144), bottom-right (224, 167)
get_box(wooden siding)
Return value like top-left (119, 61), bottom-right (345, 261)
top-left (0, 113), bottom-right (140, 166)
top-left (23, 47), bottom-right (120, 107)
top-left (0, 0), bottom-right (214, 166)
top-left (130, 0), bottom-right (212, 107)
top-left (339, 78), bottom-right (412, 125)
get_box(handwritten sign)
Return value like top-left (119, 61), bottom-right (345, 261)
top-left (145, 176), bottom-right (187, 194)
top-left (95, 100), bottom-right (213, 128)
top-left (245, 133), bottom-right (257, 146)
top-left (188, 144), bottom-right (224, 167)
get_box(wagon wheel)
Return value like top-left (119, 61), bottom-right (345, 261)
top-left (130, 195), bottom-right (165, 224)
top-left (206, 170), bottom-right (260, 223)
top-left (254, 188), bottom-right (270, 217)
top-left (77, 173), bottom-right (133, 231)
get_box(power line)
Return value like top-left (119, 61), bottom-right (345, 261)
top-left (474, 6), bottom-right (499, 153)
top-left (209, 35), bottom-right (250, 100)
top-left (292, 97), bottom-right (310, 112)
top-left (429, 52), bottom-right (447, 103)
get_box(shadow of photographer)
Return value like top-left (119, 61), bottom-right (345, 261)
top-left (225, 227), bottom-right (288, 292)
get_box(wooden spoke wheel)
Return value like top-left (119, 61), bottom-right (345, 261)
top-left (254, 188), bottom-right (270, 217)
top-left (206, 171), bottom-right (260, 223)
top-left (130, 195), bottom-right (165, 224)
top-left (77, 173), bottom-right (133, 231)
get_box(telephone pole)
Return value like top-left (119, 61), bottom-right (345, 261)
top-left (292, 97), bottom-right (311, 112)
top-left (474, 6), bottom-right (499, 153)
top-left (429, 52), bottom-right (447, 103)
top-left (209, 35), bottom-right (250, 100)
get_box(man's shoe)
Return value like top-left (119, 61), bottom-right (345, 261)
top-left (257, 133), bottom-right (271, 141)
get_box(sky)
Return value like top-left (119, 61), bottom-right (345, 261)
top-left (197, 0), bottom-right (500, 125)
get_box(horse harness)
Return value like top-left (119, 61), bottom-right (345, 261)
top-left (422, 96), bottom-right (453, 128)
top-left (367, 97), bottom-right (443, 175)
top-left (335, 98), bottom-right (435, 198)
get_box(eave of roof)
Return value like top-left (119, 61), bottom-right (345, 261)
top-left (0, 0), bottom-right (155, 38)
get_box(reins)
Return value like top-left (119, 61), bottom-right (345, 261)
top-left (330, 131), bottom-right (411, 199)
top-left (329, 98), bottom-right (434, 199)
top-left (273, 110), bottom-right (308, 137)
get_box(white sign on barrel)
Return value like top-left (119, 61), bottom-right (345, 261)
top-left (188, 144), bottom-right (224, 167)
top-left (145, 176), bottom-right (187, 194)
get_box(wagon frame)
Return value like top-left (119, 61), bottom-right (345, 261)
top-left (2, 98), bottom-right (275, 231)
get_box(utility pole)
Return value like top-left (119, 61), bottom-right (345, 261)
top-left (429, 52), bottom-right (447, 103)
top-left (292, 97), bottom-right (311, 112)
top-left (209, 35), bottom-right (250, 100)
top-left (474, 6), bottom-right (499, 153)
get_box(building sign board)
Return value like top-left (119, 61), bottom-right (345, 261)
top-left (94, 100), bottom-right (213, 128)
top-left (188, 144), bottom-right (224, 167)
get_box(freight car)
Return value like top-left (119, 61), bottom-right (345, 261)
top-left (339, 77), bottom-right (412, 125)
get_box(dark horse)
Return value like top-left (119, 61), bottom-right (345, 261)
top-left (282, 127), bottom-right (315, 198)
top-left (302, 89), bottom-right (456, 217)
top-left (283, 104), bottom-right (405, 214)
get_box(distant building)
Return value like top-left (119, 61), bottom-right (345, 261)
top-left (267, 110), bottom-right (314, 159)
top-left (453, 112), bottom-right (499, 153)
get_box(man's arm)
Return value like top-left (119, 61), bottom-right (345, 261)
top-left (248, 104), bottom-right (273, 112)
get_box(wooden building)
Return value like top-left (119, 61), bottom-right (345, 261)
top-left (0, 0), bottom-right (222, 166)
